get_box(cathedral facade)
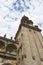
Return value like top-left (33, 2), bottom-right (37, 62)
top-left (0, 16), bottom-right (43, 65)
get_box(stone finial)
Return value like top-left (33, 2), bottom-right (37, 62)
top-left (11, 37), bottom-right (13, 40)
top-left (4, 34), bottom-right (6, 38)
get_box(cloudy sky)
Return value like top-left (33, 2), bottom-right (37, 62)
top-left (0, 0), bottom-right (43, 39)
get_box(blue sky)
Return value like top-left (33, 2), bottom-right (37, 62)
top-left (0, 0), bottom-right (43, 39)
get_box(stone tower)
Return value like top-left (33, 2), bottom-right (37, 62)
top-left (0, 16), bottom-right (43, 65)
top-left (15, 16), bottom-right (43, 65)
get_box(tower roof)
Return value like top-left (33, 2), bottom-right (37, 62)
top-left (21, 15), bottom-right (33, 24)
top-left (15, 16), bottom-right (41, 39)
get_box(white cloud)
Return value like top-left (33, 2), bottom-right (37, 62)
top-left (0, 0), bottom-right (43, 39)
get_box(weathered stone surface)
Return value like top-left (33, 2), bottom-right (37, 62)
top-left (15, 16), bottom-right (43, 65)
top-left (0, 16), bottom-right (43, 65)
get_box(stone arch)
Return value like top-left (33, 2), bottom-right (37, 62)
top-left (0, 40), bottom-right (5, 49)
top-left (6, 44), bottom-right (17, 53)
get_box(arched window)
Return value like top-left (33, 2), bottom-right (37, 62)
top-left (0, 40), bottom-right (5, 49)
top-left (6, 44), bottom-right (17, 53)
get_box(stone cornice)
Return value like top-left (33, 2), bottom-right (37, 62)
top-left (0, 51), bottom-right (17, 60)
top-left (0, 36), bottom-right (15, 43)
top-left (21, 22), bottom-right (41, 32)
